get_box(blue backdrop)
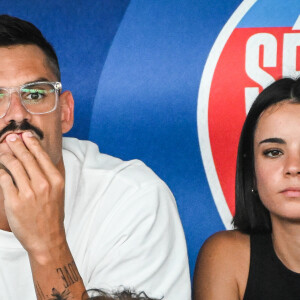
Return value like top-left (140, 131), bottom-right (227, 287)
top-left (5, 0), bottom-right (294, 279)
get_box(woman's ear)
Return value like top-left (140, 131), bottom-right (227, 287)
top-left (60, 90), bottom-right (74, 134)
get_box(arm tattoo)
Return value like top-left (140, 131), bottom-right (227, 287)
top-left (56, 260), bottom-right (81, 288)
top-left (35, 283), bottom-right (71, 300)
top-left (49, 288), bottom-right (70, 300)
top-left (34, 261), bottom-right (81, 300)
top-left (35, 282), bottom-right (46, 300)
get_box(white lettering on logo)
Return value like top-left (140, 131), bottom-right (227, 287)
top-left (283, 33), bottom-right (300, 77)
top-left (245, 17), bottom-right (300, 113)
top-left (245, 33), bottom-right (276, 113)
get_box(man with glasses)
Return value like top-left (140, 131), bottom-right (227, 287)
top-left (0, 15), bottom-right (190, 300)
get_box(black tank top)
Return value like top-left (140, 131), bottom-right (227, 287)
top-left (243, 233), bottom-right (300, 300)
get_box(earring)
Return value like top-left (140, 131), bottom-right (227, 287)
top-left (251, 188), bottom-right (258, 194)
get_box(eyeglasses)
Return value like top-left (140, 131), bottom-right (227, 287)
top-left (0, 81), bottom-right (62, 118)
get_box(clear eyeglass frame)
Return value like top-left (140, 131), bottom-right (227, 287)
top-left (0, 81), bottom-right (62, 118)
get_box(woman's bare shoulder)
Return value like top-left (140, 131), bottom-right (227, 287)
top-left (193, 230), bottom-right (250, 300)
top-left (195, 230), bottom-right (249, 276)
top-left (201, 230), bottom-right (249, 252)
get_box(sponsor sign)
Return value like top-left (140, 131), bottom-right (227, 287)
top-left (198, 0), bottom-right (300, 228)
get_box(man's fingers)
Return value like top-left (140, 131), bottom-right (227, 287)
top-left (22, 132), bottom-right (58, 169)
top-left (4, 134), bottom-right (44, 183)
top-left (0, 168), bottom-right (18, 201)
top-left (0, 152), bottom-right (32, 194)
top-left (21, 132), bottom-right (63, 187)
top-left (4, 133), bottom-right (63, 191)
top-left (0, 162), bottom-right (16, 186)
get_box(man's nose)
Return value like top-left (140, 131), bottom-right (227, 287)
top-left (3, 92), bottom-right (31, 123)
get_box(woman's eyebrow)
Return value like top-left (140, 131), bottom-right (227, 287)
top-left (259, 137), bottom-right (285, 145)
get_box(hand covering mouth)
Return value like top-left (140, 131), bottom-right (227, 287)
top-left (0, 131), bottom-right (32, 143)
top-left (0, 120), bottom-right (44, 143)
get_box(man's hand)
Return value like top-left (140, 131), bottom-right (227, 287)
top-left (0, 132), bottom-right (65, 262)
top-left (0, 132), bottom-right (86, 299)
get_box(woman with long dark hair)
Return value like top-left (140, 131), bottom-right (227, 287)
top-left (193, 77), bottom-right (300, 299)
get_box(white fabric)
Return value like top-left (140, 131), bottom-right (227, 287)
top-left (0, 137), bottom-right (191, 299)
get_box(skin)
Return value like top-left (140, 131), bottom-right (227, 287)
top-left (193, 101), bottom-right (300, 299)
top-left (254, 101), bottom-right (300, 273)
top-left (0, 45), bottom-right (86, 299)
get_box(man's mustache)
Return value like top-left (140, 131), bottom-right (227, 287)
top-left (0, 120), bottom-right (44, 141)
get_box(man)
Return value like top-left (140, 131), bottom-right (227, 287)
top-left (0, 15), bottom-right (190, 299)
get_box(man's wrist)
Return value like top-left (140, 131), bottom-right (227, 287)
top-left (28, 235), bottom-right (69, 266)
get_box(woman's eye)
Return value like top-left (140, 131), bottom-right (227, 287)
top-left (263, 149), bottom-right (283, 158)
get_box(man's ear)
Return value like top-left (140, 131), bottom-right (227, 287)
top-left (60, 90), bottom-right (74, 134)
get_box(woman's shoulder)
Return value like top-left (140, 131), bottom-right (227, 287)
top-left (202, 230), bottom-right (250, 252)
top-left (193, 230), bottom-right (250, 300)
top-left (196, 230), bottom-right (250, 275)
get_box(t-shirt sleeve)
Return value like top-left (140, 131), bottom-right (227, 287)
top-left (83, 180), bottom-right (191, 300)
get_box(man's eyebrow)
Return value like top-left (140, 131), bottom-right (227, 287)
top-left (24, 77), bottom-right (51, 84)
top-left (259, 137), bottom-right (286, 145)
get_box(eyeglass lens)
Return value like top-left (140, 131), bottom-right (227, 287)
top-left (0, 82), bottom-right (57, 115)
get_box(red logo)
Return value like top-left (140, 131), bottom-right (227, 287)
top-left (198, 0), bottom-right (300, 228)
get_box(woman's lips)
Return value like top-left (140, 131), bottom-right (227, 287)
top-left (281, 188), bottom-right (300, 197)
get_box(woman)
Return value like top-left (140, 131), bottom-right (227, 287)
top-left (193, 77), bottom-right (300, 299)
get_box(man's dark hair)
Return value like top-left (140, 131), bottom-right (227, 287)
top-left (0, 14), bottom-right (60, 80)
top-left (233, 77), bottom-right (300, 234)
top-left (83, 288), bottom-right (163, 300)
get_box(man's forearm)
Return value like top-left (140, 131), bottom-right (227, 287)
top-left (29, 241), bottom-right (86, 300)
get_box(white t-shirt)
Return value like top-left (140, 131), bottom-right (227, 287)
top-left (0, 137), bottom-right (191, 299)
